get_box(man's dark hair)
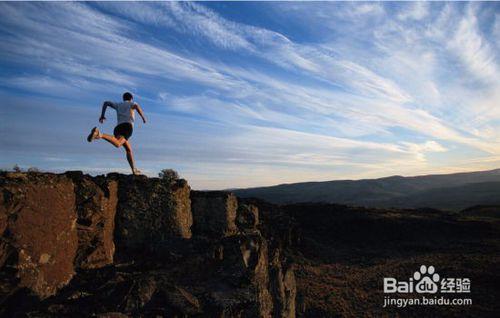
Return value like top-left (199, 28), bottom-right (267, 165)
top-left (123, 92), bottom-right (133, 101)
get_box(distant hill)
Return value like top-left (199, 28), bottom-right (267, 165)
top-left (233, 169), bottom-right (500, 211)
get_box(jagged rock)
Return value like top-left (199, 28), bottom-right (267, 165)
top-left (159, 284), bottom-right (201, 316)
top-left (191, 191), bottom-right (238, 237)
top-left (118, 276), bottom-right (201, 316)
top-left (237, 203), bottom-right (259, 231)
top-left (65, 171), bottom-right (118, 269)
top-left (282, 267), bottom-right (296, 318)
top-left (0, 173), bottom-right (78, 299)
top-left (247, 198), bottom-right (300, 251)
top-left (113, 175), bottom-right (192, 259)
top-left (219, 233), bottom-right (273, 317)
top-left (0, 172), bottom-right (296, 318)
top-left (269, 249), bottom-right (296, 318)
top-left (118, 275), bottom-right (158, 313)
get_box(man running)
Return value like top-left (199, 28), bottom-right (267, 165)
top-left (87, 92), bottom-right (146, 175)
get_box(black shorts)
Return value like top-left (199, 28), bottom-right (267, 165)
top-left (113, 123), bottom-right (133, 140)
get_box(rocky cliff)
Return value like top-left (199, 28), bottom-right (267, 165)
top-left (0, 172), bottom-right (296, 317)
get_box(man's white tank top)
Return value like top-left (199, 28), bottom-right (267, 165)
top-left (110, 101), bottom-right (136, 125)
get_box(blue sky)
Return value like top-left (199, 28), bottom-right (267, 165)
top-left (0, 1), bottom-right (499, 189)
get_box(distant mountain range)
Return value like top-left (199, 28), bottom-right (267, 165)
top-left (232, 169), bottom-right (500, 211)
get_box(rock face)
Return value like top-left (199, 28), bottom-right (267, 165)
top-left (0, 173), bottom-right (78, 299)
top-left (66, 171), bottom-right (118, 269)
top-left (237, 203), bottom-right (260, 231)
top-left (0, 172), bottom-right (296, 317)
top-left (191, 191), bottom-right (238, 237)
top-left (269, 249), bottom-right (296, 318)
top-left (112, 174), bottom-right (192, 259)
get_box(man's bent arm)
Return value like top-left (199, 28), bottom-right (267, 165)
top-left (100, 101), bottom-right (113, 122)
top-left (134, 103), bottom-right (147, 123)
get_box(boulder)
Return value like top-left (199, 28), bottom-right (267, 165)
top-left (191, 191), bottom-right (238, 237)
top-left (0, 173), bottom-right (78, 299)
top-left (113, 175), bottom-right (192, 259)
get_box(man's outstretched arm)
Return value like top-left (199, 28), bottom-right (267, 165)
top-left (99, 101), bottom-right (114, 123)
top-left (133, 103), bottom-right (147, 123)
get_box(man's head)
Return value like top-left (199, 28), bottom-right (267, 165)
top-left (123, 92), bottom-right (133, 101)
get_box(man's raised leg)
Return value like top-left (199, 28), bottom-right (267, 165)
top-left (87, 127), bottom-right (126, 148)
top-left (87, 127), bottom-right (138, 174)
top-left (101, 134), bottom-right (127, 148)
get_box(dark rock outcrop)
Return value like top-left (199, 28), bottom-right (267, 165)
top-left (65, 171), bottom-right (118, 269)
top-left (237, 203), bottom-right (259, 231)
top-left (191, 191), bottom-right (238, 237)
top-left (0, 172), bottom-right (296, 317)
top-left (112, 174), bottom-right (192, 259)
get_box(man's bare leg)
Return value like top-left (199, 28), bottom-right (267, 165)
top-left (87, 128), bottom-right (138, 174)
top-left (101, 134), bottom-right (127, 148)
top-left (123, 140), bottom-right (138, 174)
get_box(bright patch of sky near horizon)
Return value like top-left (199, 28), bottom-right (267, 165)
top-left (0, 1), bottom-right (499, 189)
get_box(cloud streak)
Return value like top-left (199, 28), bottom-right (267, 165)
top-left (0, 2), bottom-right (499, 189)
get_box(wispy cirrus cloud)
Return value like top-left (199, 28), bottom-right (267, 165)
top-left (0, 2), bottom-right (499, 189)
top-left (397, 1), bottom-right (429, 21)
top-left (448, 5), bottom-right (498, 84)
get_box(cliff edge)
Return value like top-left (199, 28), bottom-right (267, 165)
top-left (0, 171), bottom-right (296, 317)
